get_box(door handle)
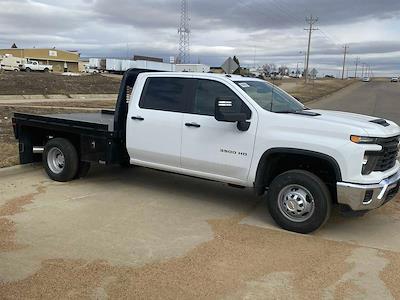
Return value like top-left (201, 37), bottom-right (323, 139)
top-left (185, 122), bottom-right (201, 128)
top-left (131, 116), bottom-right (144, 121)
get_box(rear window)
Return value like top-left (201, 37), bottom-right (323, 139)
top-left (139, 77), bottom-right (192, 113)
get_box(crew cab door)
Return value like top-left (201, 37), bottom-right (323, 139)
top-left (126, 76), bottom-right (195, 168)
top-left (181, 79), bottom-right (257, 184)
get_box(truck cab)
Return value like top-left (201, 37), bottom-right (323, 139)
top-left (12, 69), bottom-right (400, 234)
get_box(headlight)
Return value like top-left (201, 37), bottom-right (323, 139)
top-left (350, 135), bottom-right (378, 144)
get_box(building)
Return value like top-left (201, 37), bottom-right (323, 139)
top-left (176, 64), bottom-right (210, 73)
top-left (0, 48), bottom-right (80, 72)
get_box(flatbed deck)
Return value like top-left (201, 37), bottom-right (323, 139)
top-left (43, 112), bottom-right (115, 132)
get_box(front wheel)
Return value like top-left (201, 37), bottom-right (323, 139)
top-left (25, 68), bottom-right (31, 72)
top-left (43, 138), bottom-right (79, 182)
top-left (267, 170), bottom-right (332, 234)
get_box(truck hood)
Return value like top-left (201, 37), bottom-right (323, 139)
top-left (311, 109), bottom-right (400, 137)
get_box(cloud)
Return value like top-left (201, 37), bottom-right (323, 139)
top-left (0, 0), bottom-right (399, 75)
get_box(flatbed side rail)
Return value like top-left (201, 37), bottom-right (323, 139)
top-left (13, 113), bottom-right (111, 137)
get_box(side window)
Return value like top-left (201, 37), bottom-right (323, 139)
top-left (139, 77), bottom-right (190, 113)
top-left (192, 80), bottom-right (251, 118)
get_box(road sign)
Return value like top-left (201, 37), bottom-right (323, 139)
top-left (221, 57), bottom-right (239, 74)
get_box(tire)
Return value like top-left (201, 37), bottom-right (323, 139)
top-left (75, 161), bottom-right (91, 179)
top-left (43, 138), bottom-right (79, 182)
top-left (267, 170), bottom-right (332, 234)
top-left (44, 68), bottom-right (49, 73)
top-left (25, 68), bottom-right (31, 72)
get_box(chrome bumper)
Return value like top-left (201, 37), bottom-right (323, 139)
top-left (337, 170), bottom-right (400, 211)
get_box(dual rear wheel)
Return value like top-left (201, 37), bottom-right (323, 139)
top-left (43, 138), bottom-right (90, 182)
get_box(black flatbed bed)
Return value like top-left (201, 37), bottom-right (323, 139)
top-left (12, 68), bottom-right (153, 165)
top-left (14, 110), bottom-right (116, 135)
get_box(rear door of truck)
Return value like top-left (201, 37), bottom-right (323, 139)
top-left (126, 74), bottom-right (195, 168)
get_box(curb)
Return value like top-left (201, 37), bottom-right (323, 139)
top-left (0, 163), bottom-right (41, 177)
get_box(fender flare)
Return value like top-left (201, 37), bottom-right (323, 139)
top-left (254, 148), bottom-right (342, 195)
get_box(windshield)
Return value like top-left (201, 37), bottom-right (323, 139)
top-left (235, 81), bottom-right (305, 113)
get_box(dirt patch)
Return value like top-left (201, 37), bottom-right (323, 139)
top-left (0, 72), bottom-right (120, 95)
top-left (0, 214), bottom-right (355, 299)
top-left (0, 186), bottom-right (46, 252)
top-left (0, 143), bottom-right (18, 168)
top-left (289, 79), bottom-right (356, 103)
top-left (0, 218), bottom-right (24, 252)
top-left (333, 280), bottom-right (366, 299)
top-left (375, 195), bottom-right (400, 220)
top-left (380, 251), bottom-right (400, 298)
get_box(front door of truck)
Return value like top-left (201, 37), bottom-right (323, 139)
top-left (126, 76), bottom-right (195, 168)
top-left (181, 79), bottom-right (257, 184)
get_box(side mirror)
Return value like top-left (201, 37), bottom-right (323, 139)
top-left (215, 97), bottom-right (247, 122)
top-left (214, 97), bottom-right (251, 132)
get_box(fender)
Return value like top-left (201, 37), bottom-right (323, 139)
top-left (254, 148), bottom-right (342, 196)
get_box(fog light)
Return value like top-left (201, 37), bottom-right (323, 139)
top-left (363, 190), bottom-right (374, 204)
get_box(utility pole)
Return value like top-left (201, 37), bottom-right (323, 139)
top-left (354, 57), bottom-right (360, 78)
top-left (304, 15), bottom-right (318, 83)
top-left (341, 45), bottom-right (349, 80)
top-left (361, 63), bottom-right (365, 77)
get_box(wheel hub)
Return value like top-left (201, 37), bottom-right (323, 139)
top-left (47, 147), bottom-right (65, 174)
top-left (278, 185), bottom-right (315, 223)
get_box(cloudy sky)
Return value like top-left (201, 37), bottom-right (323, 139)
top-left (0, 0), bottom-right (399, 76)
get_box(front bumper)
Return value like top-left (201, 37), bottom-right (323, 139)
top-left (337, 170), bottom-right (400, 211)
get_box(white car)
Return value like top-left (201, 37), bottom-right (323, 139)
top-left (391, 77), bottom-right (399, 82)
top-left (362, 77), bottom-right (371, 82)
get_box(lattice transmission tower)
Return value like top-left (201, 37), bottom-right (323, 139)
top-left (178, 0), bottom-right (190, 64)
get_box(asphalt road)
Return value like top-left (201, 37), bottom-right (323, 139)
top-left (310, 79), bottom-right (400, 125)
top-left (0, 82), bottom-right (400, 299)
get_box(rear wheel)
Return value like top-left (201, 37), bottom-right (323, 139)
top-left (43, 138), bottom-right (79, 182)
top-left (267, 170), bottom-right (332, 234)
top-left (25, 68), bottom-right (31, 72)
top-left (44, 68), bottom-right (49, 73)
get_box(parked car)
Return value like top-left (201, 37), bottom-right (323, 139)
top-left (0, 55), bottom-right (25, 72)
top-left (362, 77), bottom-right (371, 82)
top-left (12, 69), bottom-right (400, 234)
top-left (391, 77), bottom-right (399, 82)
top-left (20, 60), bottom-right (53, 72)
top-left (84, 66), bottom-right (100, 74)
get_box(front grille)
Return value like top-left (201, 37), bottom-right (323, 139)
top-left (374, 136), bottom-right (400, 172)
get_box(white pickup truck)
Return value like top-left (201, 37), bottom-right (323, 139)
top-left (20, 60), bottom-right (52, 72)
top-left (12, 69), bottom-right (400, 233)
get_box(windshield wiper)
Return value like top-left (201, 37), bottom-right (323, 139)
top-left (275, 110), bottom-right (321, 116)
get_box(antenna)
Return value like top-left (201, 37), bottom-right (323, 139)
top-left (178, 0), bottom-right (190, 64)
